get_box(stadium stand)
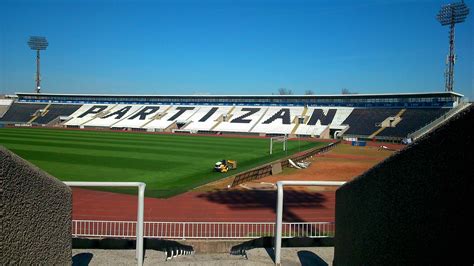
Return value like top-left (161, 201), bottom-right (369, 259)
top-left (143, 105), bottom-right (199, 131)
top-left (342, 108), bottom-right (401, 136)
top-left (377, 108), bottom-right (449, 137)
top-left (407, 102), bottom-right (471, 141)
top-left (83, 104), bottom-right (144, 128)
top-left (0, 99), bottom-right (13, 118)
top-left (250, 107), bottom-right (303, 135)
top-left (33, 104), bottom-right (81, 124)
top-left (1, 101), bottom-right (458, 141)
top-left (112, 105), bottom-right (168, 129)
top-left (295, 107), bottom-right (353, 137)
top-left (64, 104), bottom-right (116, 127)
top-left (3, 92), bottom-right (464, 141)
top-left (213, 106), bottom-right (267, 133)
top-left (183, 106), bottom-right (233, 132)
top-left (0, 102), bottom-right (47, 123)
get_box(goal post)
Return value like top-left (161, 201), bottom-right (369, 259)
top-left (269, 135), bottom-right (288, 155)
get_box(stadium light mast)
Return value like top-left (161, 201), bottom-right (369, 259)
top-left (436, 1), bottom-right (469, 92)
top-left (27, 36), bottom-right (49, 93)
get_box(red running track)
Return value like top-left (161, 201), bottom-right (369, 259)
top-left (72, 188), bottom-right (336, 222)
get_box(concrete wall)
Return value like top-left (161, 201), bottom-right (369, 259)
top-left (334, 106), bottom-right (472, 265)
top-left (231, 141), bottom-right (339, 186)
top-left (0, 146), bottom-right (72, 264)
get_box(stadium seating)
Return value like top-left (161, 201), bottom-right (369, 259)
top-left (378, 108), bottom-right (449, 137)
top-left (65, 104), bottom-right (116, 126)
top-left (343, 109), bottom-right (401, 136)
top-left (251, 107), bottom-right (304, 135)
top-left (183, 106), bottom-right (232, 132)
top-left (213, 106), bottom-right (267, 133)
top-left (295, 107), bottom-right (353, 136)
top-left (33, 104), bottom-right (81, 124)
top-left (0, 103), bottom-right (47, 123)
top-left (83, 104), bottom-right (145, 128)
top-left (112, 105), bottom-right (168, 129)
top-left (0, 99), bottom-right (13, 118)
top-left (1, 100), bottom-right (452, 140)
top-left (143, 105), bottom-right (199, 131)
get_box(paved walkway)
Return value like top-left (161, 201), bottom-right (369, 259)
top-left (73, 247), bottom-right (334, 265)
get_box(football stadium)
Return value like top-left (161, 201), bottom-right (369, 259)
top-left (0, 91), bottom-right (465, 198)
top-left (1, 88), bottom-right (471, 265)
top-left (1, 1), bottom-right (472, 265)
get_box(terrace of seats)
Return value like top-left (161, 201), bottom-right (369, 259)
top-left (33, 104), bottom-right (81, 124)
top-left (183, 106), bottom-right (232, 131)
top-left (295, 107), bottom-right (353, 136)
top-left (142, 106), bottom-right (199, 130)
top-left (0, 106), bottom-right (9, 118)
top-left (378, 108), bottom-right (449, 137)
top-left (65, 104), bottom-right (117, 126)
top-left (343, 108), bottom-right (401, 136)
top-left (0, 99), bottom-right (13, 118)
top-left (0, 103), bottom-right (47, 123)
top-left (250, 107), bottom-right (304, 135)
top-left (1, 101), bottom-right (453, 140)
top-left (213, 106), bottom-right (267, 133)
top-left (112, 105), bottom-right (167, 129)
top-left (83, 105), bottom-right (144, 128)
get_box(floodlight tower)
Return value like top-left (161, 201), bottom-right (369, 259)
top-left (27, 36), bottom-right (48, 93)
top-left (436, 1), bottom-right (469, 92)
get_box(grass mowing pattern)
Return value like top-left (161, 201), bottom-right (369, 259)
top-left (0, 128), bottom-right (324, 198)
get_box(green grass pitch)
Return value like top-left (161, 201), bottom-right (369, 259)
top-left (0, 127), bottom-right (324, 198)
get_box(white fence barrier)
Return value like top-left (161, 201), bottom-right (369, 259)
top-left (66, 182), bottom-right (145, 266)
top-left (72, 220), bottom-right (335, 239)
top-left (274, 181), bottom-right (346, 266)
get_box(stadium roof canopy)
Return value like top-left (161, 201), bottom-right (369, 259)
top-left (15, 91), bottom-right (464, 98)
top-left (15, 91), bottom-right (463, 108)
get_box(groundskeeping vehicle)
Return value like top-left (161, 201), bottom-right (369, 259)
top-left (214, 160), bottom-right (237, 173)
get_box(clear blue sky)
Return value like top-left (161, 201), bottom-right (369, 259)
top-left (1, 0), bottom-right (472, 98)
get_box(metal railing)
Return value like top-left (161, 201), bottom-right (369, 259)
top-left (407, 102), bottom-right (471, 140)
top-left (66, 182), bottom-right (145, 266)
top-left (274, 181), bottom-right (346, 266)
top-left (72, 220), bottom-right (335, 240)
